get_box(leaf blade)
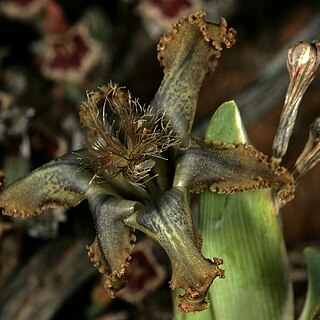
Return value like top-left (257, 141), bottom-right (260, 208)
top-left (299, 247), bottom-right (320, 320)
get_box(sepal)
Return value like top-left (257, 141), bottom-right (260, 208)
top-left (87, 189), bottom-right (138, 296)
top-left (0, 150), bottom-right (92, 218)
top-left (125, 187), bottom-right (224, 312)
top-left (174, 139), bottom-right (295, 204)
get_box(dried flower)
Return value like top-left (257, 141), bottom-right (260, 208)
top-left (0, 12), bottom-right (294, 313)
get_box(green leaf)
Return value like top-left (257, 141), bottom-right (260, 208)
top-left (305, 300), bottom-right (320, 320)
top-left (299, 247), bottom-right (320, 320)
top-left (205, 100), bottom-right (248, 143)
top-left (173, 101), bottom-right (294, 319)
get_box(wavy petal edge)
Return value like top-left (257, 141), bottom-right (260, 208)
top-left (157, 11), bottom-right (236, 74)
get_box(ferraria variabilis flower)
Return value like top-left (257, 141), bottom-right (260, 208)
top-left (0, 12), bottom-right (295, 313)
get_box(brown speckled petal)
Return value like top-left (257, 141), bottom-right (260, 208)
top-left (87, 189), bottom-right (138, 296)
top-left (0, 150), bottom-right (92, 218)
top-left (125, 187), bottom-right (224, 313)
top-left (174, 139), bottom-right (295, 204)
top-left (151, 11), bottom-right (236, 138)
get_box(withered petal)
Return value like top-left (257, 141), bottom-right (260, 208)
top-left (151, 11), bottom-right (236, 138)
top-left (87, 189), bottom-right (138, 296)
top-left (0, 150), bottom-right (92, 218)
top-left (124, 187), bottom-right (224, 312)
top-left (174, 139), bottom-right (295, 203)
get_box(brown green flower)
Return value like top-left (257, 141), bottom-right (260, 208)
top-left (0, 12), bottom-right (294, 313)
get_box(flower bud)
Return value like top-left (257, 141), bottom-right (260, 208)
top-left (272, 41), bottom-right (320, 163)
top-left (291, 117), bottom-right (320, 183)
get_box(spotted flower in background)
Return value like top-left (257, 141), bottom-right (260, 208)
top-left (137, 0), bottom-right (201, 29)
top-left (0, 12), bottom-right (295, 313)
top-left (136, 0), bottom-right (235, 38)
top-left (0, 0), bottom-right (47, 20)
top-left (39, 23), bottom-right (102, 84)
top-left (117, 239), bottom-right (167, 304)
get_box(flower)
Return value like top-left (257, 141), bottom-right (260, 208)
top-left (272, 41), bottom-right (320, 163)
top-left (137, 0), bottom-right (201, 38)
top-left (116, 239), bottom-right (166, 304)
top-left (39, 23), bottom-right (101, 84)
top-left (0, 11), bottom-right (294, 313)
top-left (43, 0), bottom-right (70, 34)
top-left (0, 0), bottom-right (47, 20)
top-left (136, 0), bottom-right (236, 39)
top-left (137, 0), bottom-right (200, 23)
